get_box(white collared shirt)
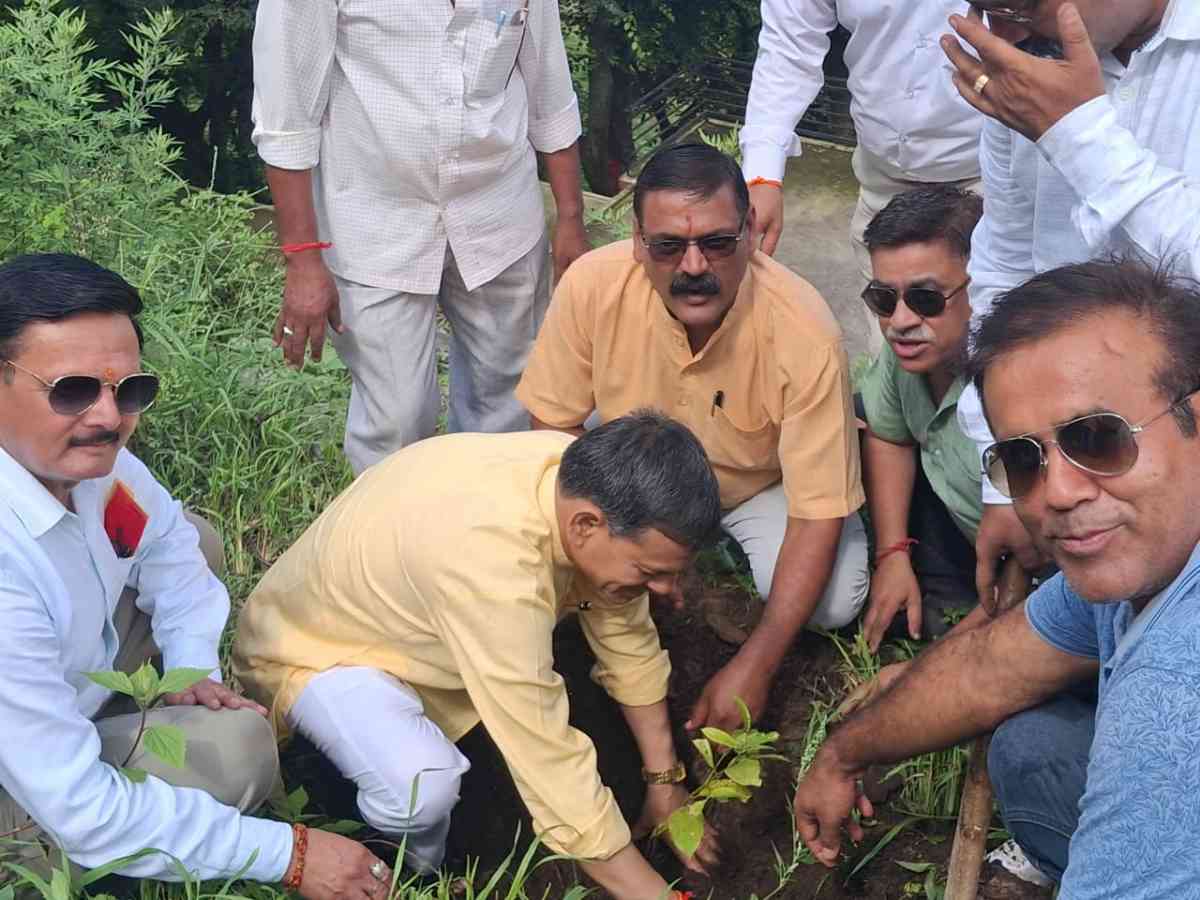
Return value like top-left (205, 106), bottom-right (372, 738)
top-left (251, 0), bottom-right (582, 294)
top-left (740, 0), bottom-right (982, 183)
top-left (0, 447), bottom-right (291, 881)
top-left (959, 0), bottom-right (1200, 502)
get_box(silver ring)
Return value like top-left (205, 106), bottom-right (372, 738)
top-left (282, 325), bottom-right (295, 337)
top-left (369, 860), bottom-right (387, 882)
top-left (973, 73), bottom-right (991, 95)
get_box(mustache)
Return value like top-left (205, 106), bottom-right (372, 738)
top-left (886, 325), bottom-right (936, 343)
top-left (670, 273), bottom-right (721, 296)
top-left (70, 431), bottom-right (121, 447)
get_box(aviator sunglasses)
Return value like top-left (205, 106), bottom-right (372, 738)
top-left (983, 389), bottom-right (1200, 499)
top-left (861, 278), bottom-right (970, 319)
top-left (639, 216), bottom-right (748, 263)
top-left (2, 358), bottom-right (160, 416)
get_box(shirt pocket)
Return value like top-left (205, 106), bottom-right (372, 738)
top-left (466, 5), bottom-right (527, 104)
top-left (708, 407), bottom-right (779, 473)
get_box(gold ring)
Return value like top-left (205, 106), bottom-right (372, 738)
top-left (973, 73), bottom-right (991, 94)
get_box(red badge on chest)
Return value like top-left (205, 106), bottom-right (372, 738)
top-left (104, 481), bottom-right (148, 559)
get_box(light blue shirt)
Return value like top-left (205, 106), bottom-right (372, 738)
top-left (0, 446), bottom-right (291, 882)
top-left (1027, 543), bottom-right (1200, 899)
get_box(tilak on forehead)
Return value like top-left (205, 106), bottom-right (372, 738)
top-left (103, 367), bottom-right (117, 381)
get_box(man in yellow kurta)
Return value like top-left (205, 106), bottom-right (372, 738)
top-left (234, 413), bottom-right (722, 900)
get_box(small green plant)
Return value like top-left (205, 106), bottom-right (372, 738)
top-left (85, 662), bottom-right (211, 782)
top-left (896, 861), bottom-right (947, 899)
top-left (661, 698), bottom-right (782, 858)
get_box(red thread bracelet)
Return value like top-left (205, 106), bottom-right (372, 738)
top-left (280, 241), bottom-right (332, 255)
top-left (283, 823), bottom-right (309, 891)
top-left (746, 177), bottom-right (783, 189)
top-left (875, 538), bottom-right (919, 565)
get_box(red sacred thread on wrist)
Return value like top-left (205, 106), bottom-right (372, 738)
top-left (280, 241), bottom-right (332, 255)
top-left (746, 177), bottom-right (783, 189)
top-left (672, 892), bottom-right (695, 900)
top-left (875, 538), bottom-right (919, 565)
top-left (283, 823), bottom-right (309, 891)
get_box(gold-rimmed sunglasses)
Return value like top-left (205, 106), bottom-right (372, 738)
top-left (2, 358), bottom-right (159, 416)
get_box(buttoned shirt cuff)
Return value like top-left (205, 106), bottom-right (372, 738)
top-left (253, 129), bottom-right (323, 171)
top-left (237, 818), bottom-right (296, 883)
top-left (740, 139), bottom-right (796, 184)
top-left (528, 95), bottom-right (582, 154)
top-left (162, 637), bottom-right (224, 685)
top-left (1036, 96), bottom-right (1121, 214)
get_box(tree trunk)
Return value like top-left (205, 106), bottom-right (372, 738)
top-left (580, 13), bottom-right (621, 195)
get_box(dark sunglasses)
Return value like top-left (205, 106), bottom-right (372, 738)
top-left (639, 217), bottom-right (748, 263)
top-left (861, 278), bottom-right (970, 318)
top-left (969, 1), bottom-right (1036, 24)
top-left (983, 390), bottom-right (1199, 499)
top-left (3, 359), bottom-right (160, 416)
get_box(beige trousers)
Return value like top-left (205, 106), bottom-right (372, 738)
top-left (0, 515), bottom-right (279, 880)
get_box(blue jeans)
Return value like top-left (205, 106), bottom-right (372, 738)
top-left (988, 691), bottom-right (1096, 882)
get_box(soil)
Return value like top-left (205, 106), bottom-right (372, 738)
top-left (281, 576), bottom-right (1049, 900)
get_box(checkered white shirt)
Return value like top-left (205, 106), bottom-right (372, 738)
top-left (252, 0), bottom-right (582, 293)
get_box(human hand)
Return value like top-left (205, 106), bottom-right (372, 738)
top-left (552, 212), bottom-right (591, 282)
top-left (293, 829), bottom-right (391, 900)
top-left (685, 654), bottom-right (771, 732)
top-left (792, 751), bottom-right (873, 868)
top-left (275, 254), bottom-right (344, 369)
top-left (941, 3), bottom-right (1105, 142)
top-left (748, 182), bottom-right (784, 256)
top-left (633, 784), bottom-right (720, 874)
top-left (862, 554), bottom-right (923, 652)
top-left (162, 678), bottom-right (268, 716)
top-left (975, 503), bottom-right (1046, 612)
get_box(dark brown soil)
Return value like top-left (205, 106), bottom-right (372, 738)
top-left (282, 577), bottom-right (1033, 899)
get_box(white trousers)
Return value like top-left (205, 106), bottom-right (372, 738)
top-left (721, 483), bottom-right (870, 630)
top-left (286, 667), bottom-right (471, 873)
top-left (330, 234), bottom-right (552, 474)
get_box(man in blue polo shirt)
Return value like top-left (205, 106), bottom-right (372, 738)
top-left (789, 257), bottom-right (1200, 898)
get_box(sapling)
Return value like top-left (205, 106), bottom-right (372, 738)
top-left (85, 662), bottom-right (212, 782)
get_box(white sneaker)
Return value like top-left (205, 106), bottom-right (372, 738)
top-left (986, 839), bottom-right (1056, 888)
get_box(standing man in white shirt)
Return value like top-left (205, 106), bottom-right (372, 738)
top-left (252, 0), bottom-right (590, 474)
top-left (0, 254), bottom-right (388, 898)
top-left (940, 0), bottom-right (1199, 605)
top-left (740, 0), bottom-right (983, 288)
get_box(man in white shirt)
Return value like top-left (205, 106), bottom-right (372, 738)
top-left (940, 0), bottom-right (1198, 605)
top-left (740, 0), bottom-right (983, 286)
top-left (252, 0), bottom-right (591, 475)
top-left (0, 254), bottom-right (386, 899)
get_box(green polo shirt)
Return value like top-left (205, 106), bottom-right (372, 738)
top-left (859, 346), bottom-right (982, 540)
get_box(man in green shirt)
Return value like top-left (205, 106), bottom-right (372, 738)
top-left (857, 186), bottom-right (983, 651)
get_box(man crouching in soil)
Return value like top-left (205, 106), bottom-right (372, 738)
top-left (235, 412), bottom-right (721, 900)
top-left (792, 258), bottom-right (1200, 898)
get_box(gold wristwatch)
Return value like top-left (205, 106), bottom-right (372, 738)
top-left (641, 762), bottom-right (686, 785)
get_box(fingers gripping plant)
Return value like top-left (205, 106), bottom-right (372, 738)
top-left (662, 699), bottom-right (783, 857)
top-left (85, 663), bottom-right (212, 782)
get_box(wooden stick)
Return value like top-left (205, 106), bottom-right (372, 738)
top-left (944, 558), bottom-right (1032, 900)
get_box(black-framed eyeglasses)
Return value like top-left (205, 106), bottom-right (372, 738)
top-left (2, 358), bottom-right (160, 416)
top-left (861, 278), bottom-right (970, 319)
top-left (970, 1), bottom-right (1036, 24)
top-left (983, 389), bottom-right (1200, 499)
top-left (639, 217), bottom-right (748, 263)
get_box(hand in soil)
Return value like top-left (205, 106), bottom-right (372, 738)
top-left (792, 753), bottom-right (874, 867)
top-left (862, 553), bottom-right (923, 651)
top-left (685, 655), bottom-right (770, 732)
top-left (633, 784), bottom-right (720, 875)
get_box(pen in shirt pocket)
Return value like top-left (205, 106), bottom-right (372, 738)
top-left (710, 390), bottom-right (725, 416)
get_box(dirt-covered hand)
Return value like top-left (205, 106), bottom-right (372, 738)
top-left (975, 503), bottom-right (1046, 612)
top-left (748, 182), bottom-right (783, 256)
top-left (862, 553), bottom-right (923, 651)
top-left (295, 830), bottom-right (390, 900)
top-left (941, 3), bottom-right (1105, 142)
top-left (162, 678), bottom-right (268, 716)
top-left (552, 212), bottom-right (591, 282)
top-left (275, 254), bottom-right (344, 369)
top-left (685, 655), bottom-right (770, 732)
top-left (792, 752), bottom-right (873, 868)
top-left (634, 784), bottom-right (720, 874)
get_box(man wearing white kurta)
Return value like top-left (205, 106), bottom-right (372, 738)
top-left (740, 0), bottom-right (983, 303)
top-left (251, 0), bottom-right (590, 474)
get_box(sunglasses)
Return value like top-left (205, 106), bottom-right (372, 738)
top-left (639, 217), bottom-right (748, 263)
top-left (969, 2), bottom-right (1036, 24)
top-left (861, 278), bottom-right (970, 318)
top-left (983, 390), bottom-right (1199, 499)
top-left (3, 359), bottom-right (160, 417)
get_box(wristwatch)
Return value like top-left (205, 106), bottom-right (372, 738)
top-left (641, 762), bottom-right (687, 785)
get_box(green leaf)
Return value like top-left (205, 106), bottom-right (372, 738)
top-left (49, 866), bottom-right (70, 900)
top-left (85, 670), bottom-right (134, 696)
top-left (129, 662), bottom-right (161, 707)
top-left (697, 778), bottom-right (752, 802)
top-left (142, 724), bottom-right (187, 769)
top-left (725, 757), bottom-right (762, 787)
top-left (285, 785), bottom-right (310, 820)
top-left (157, 667), bottom-right (214, 696)
top-left (0, 883), bottom-right (14, 900)
top-left (320, 820), bottom-right (364, 836)
top-left (734, 696), bottom-right (753, 732)
top-left (691, 737), bottom-right (715, 770)
top-left (666, 806), bottom-right (704, 858)
top-left (895, 861), bottom-right (935, 874)
top-left (119, 766), bottom-right (148, 783)
top-left (700, 726), bottom-right (737, 748)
